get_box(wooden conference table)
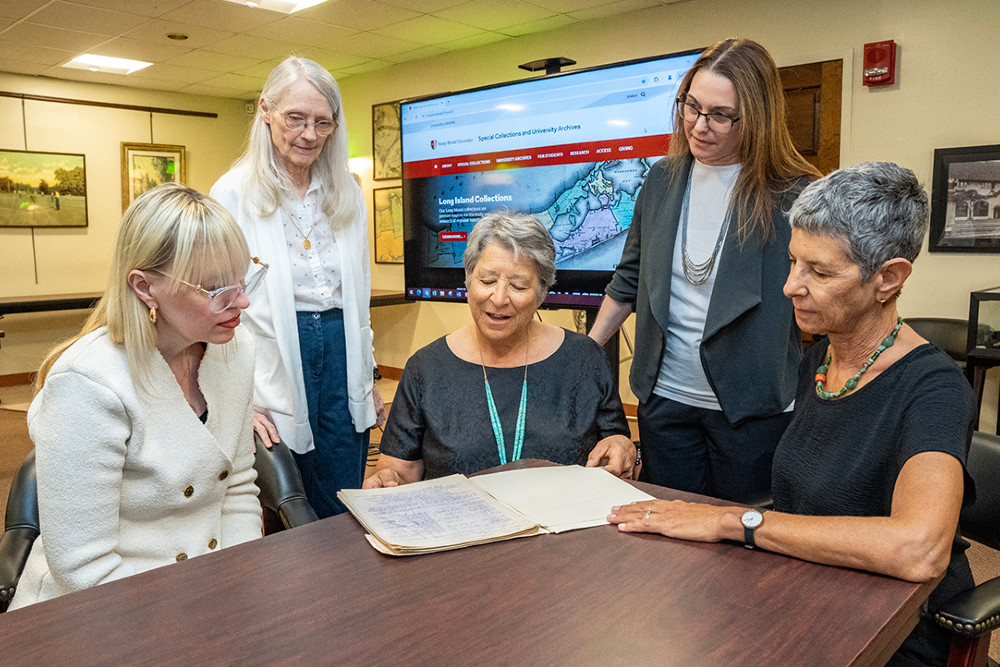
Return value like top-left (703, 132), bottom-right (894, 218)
top-left (0, 463), bottom-right (935, 666)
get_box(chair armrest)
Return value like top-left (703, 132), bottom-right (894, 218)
top-left (276, 498), bottom-right (319, 530)
top-left (932, 575), bottom-right (1000, 638)
top-left (253, 434), bottom-right (319, 530)
top-left (0, 526), bottom-right (40, 611)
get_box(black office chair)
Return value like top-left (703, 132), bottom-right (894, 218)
top-left (253, 433), bottom-right (319, 534)
top-left (0, 451), bottom-right (39, 613)
top-left (932, 431), bottom-right (1000, 667)
top-left (904, 317), bottom-right (969, 368)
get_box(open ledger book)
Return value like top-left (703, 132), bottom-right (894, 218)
top-left (337, 465), bottom-right (654, 556)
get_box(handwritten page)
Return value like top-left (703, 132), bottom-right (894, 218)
top-left (338, 475), bottom-right (540, 555)
top-left (469, 465), bottom-right (654, 533)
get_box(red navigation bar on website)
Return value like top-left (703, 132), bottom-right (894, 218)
top-left (403, 134), bottom-right (673, 179)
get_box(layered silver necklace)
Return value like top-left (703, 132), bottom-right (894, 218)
top-left (680, 167), bottom-right (731, 286)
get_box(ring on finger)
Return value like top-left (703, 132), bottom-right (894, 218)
top-left (644, 509), bottom-right (651, 520)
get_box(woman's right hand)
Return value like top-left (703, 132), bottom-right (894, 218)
top-left (363, 469), bottom-right (404, 489)
top-left (252, 411), bottom-right (280, 452)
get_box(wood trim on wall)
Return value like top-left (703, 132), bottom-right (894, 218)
top-left (0, 372), bottom-right (33, 388)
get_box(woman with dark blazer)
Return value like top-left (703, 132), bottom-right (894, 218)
top-left (589, 38), bottom-right (820, 502)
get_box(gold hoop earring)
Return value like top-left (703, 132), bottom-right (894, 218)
top-left (149, 307), bottom-right (157, 324)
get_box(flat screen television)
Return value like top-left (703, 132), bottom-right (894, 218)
top-left (400, 48), bottom-right (703, 309)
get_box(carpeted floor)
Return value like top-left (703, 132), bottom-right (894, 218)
top-left (2, 382), bottom-right (999, 660)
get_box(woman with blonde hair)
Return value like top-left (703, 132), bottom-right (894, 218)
top-left (589, 38), bottom-right (821, 502)
top-left (212, 56), bottom-right (384, 518)
top-left (9, 183), bottom-right (264, 610)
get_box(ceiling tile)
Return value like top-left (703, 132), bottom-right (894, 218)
top-left (377, 0), bottom-right (466, 11)
top-left (381, 44), bottom-right (447, 64)
top-left (288, 47), bottom-right (370, 71)
top-left (66, 0), bottom-right (193, 19)
top-left (92, 37), bottom-right (193, 62)
top-left (179, 81), bottom-right (257, 98)
top-left (373, 14), bottom-right (485, 45)
top-left (246, 16), bottom-right (357, 47)
top-left (498, 13), bottom-right (576, 37)
top-left (118, 19), bottom-right (235, 50)
top-left (164, 48), bottom-right (263, 72)
top-left (3, 22), bottom-right (108, 52)
top-left (206, 34), bottom-right (292, 60)
top-left (39, 65), bottom-right (126, 85)
top-left (435, 30), bottom-right (509, 51)
top-left (119, 76), bottom-right (191, 91)
top-left (127, 62), bottom-right (219, 84)
top-left (0, 0), bottom-right (49, 21)
top-left (522, 0), bottom-right (617, 11)
top-left (328, 32), bottom-right (423, 59)
top-left (27, 1), bottom-right (150, 36)
top-left (295, 0), bottom-right (420, 32)
top-left (0, 61), bottom-right (49, 76)
top-left (434, 0), bottom-right (556, 31)
top-left (159, 0), bottom-right (283, 33)
top-left (0, 18), bottom-right (13, 30)
top-left (0, 42), bottom-right (79, 67)
top-left (198, 71), bottom-right (263, 90)
top-left (338, 58), bottom-right (393, 76)
top-left (566, 0), bottom-right (665, 21)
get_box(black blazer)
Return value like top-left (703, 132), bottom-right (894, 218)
top-left (606, 155), bottom-right (807, 425)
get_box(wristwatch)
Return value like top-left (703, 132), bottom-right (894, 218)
top-left (741, 509), bottom-right (765, 549)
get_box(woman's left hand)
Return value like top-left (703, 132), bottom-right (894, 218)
top-left (373, 384), bottom-right (387, 428)
top-left (586, 435), bottom-right (638, 479)
top-left (608, 499), bottom-right (734, 543)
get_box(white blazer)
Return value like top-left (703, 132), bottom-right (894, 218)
top-left (211, 168), bottom-right (376, 454)
top-left (9, 327), bottom-right (262, 610)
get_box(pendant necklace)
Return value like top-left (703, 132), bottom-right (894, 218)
top-left (680, 170), bottom-right (730, 285)
top-left (479, 329), bottom-right (529, 465)
top-left (815, 316), bottom-right (903, 399)
top-left (280, 201), bottom-right (317, 250)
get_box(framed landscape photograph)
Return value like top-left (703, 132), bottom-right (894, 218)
top-left (929, 144), bottom-right (1000, 253)
top-left (372, 101), bottom-right (401, 181)
top-left (0, 149), bottom-right (88, 228)
top-left (121, 142), bottom-right (186, 210)
top-left (373, 186), bottom-right (403, 264)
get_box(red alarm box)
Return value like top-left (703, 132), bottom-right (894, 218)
top-left (863, 40), bottom-right (896, 86)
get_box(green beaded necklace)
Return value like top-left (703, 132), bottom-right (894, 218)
top-left (479, 330), bottom-right (529, 465)
top-left (815, 316), bottom-right (903, 400)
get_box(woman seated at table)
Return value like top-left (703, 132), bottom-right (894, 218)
top-left (609, 162), bottom-right (977, 666)
top-left (9, 183), bottom-right (264, 610)
top-left (364, 211), bottom-right (635, 487)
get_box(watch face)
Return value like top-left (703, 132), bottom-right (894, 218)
top-left (742, 510), bottom-right (763, 529)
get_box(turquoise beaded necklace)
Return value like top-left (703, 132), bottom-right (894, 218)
top-left (479, 331), bottom-right (529, 465)
top-left (815, 316), bottom-right (903, 399)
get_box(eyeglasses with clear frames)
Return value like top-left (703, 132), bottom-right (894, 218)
top-left (159, 257), bottom-right (269, 314)
top-left (676, 98), bottom-right (740, 133)
top-left (281, 112), bottom-right (337, 137)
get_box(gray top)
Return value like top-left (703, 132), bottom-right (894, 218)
top-left (380, 330), bottom-right (630, 479)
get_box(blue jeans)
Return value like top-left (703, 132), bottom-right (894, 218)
top-left (637, 395), bottom-right (791, 504)
top-left (293, 309), bottom-right (368, 518)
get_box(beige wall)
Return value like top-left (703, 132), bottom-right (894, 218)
top-left (1, 0), bottom-right (997, 428)
top-left (0, 74), bottom-right (249, 376)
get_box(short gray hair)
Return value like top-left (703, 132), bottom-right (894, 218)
top-left (789, 161), bottom-right (927, 281)
top-left (463, 211), bottom-right (556, 299)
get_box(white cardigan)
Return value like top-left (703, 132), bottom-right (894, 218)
top-left (211, 168), bottom-right (376, 454)
top-left (9, 327), bottom-right (262, 610)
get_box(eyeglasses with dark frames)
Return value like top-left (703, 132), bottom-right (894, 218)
top-left (676, 98), bottom-right (740, 133)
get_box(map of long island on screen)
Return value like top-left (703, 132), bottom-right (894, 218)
top-left (412, 156), bottom-right (657, 271)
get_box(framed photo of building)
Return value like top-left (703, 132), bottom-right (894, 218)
top-left (929, 144), bottom-right (1000, 253)
top-left (0, 149), bottom-right (88, 228)
top-left (372, 101), bottom-right (401, 181)
top-left (121, 142), bottom-right (186, 210)
top-left (373, 186), bottom-right (403, 264)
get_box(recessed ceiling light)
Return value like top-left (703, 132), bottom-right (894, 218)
top-left (63, 54), bottom-right (152, 76)
top-left (223, 0), bottom-right (328, 14)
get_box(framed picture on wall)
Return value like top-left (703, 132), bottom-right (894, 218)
top-left (929, 144), bottom-right (1000, 253)
top-left (121, 142), bottom-right (186, 210)
top-left (0, 149), bottom-right (88, 228)
top-left (373, 186), bottom-right (403, 264)
top-left (372, 101), bottom-right (401, 180)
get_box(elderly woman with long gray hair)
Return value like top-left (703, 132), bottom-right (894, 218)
top-left (211, 56), bottom-right (384, 518)
top-left (610, 162), bottom-right (977, 666)
top-left (365, 211), bottom-right (635, 488)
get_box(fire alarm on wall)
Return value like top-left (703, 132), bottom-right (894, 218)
top-left (863, 40), bottom-right (896, 86)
